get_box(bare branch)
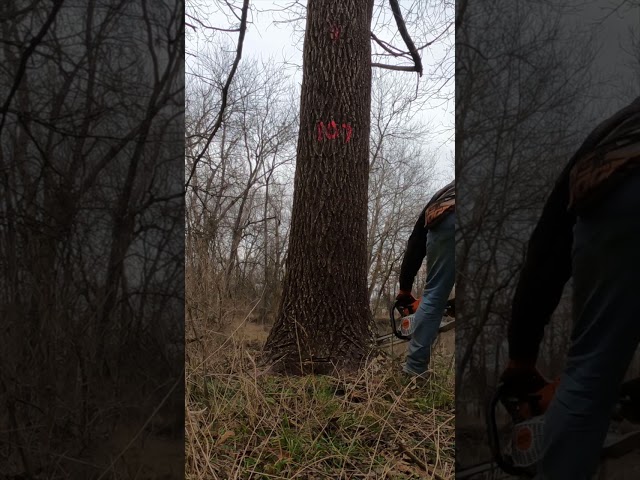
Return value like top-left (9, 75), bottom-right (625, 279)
top-left (185, 0), bottom-right (250, 190)
top-left (372, 22), bottom-right (452, 59)
top-left (388, 0), bottom-right (423, 76)
top-left (415, 21), bottom-right (453, 51)
top-left (371, 62), bottom-right (420, 72)
top-left (185, 12), bottom-right (241, 32)
top-left (0, 0), bottom-right (65, 136)
top-left (223, 0), bottom-right (243, 23)
top-left (371, 32), bottom-right (412, 58)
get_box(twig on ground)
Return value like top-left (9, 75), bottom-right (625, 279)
top-left (398, 439), bottom-right (447, 480)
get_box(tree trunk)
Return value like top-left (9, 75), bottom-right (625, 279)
top-left (263, 0), bottom-right (374, 374)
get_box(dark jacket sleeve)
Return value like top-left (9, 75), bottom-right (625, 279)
top-left (508, 167), bottom-right (575, 363)
top-left (399, 206), bottom-right (428, 292)
top-left (508, 97), bottom-right (640, 363)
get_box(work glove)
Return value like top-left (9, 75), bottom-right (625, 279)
top-left (499, 359), bottom-right (548, 399)
top-left (395, 290), bottom-right (418, 311)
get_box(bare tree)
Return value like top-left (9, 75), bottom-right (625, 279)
top-left (366, 69), bottom-right (441, 315)
top-left (184, 0), bottom-right (453, 375)
top-left (185, 46), bottom-right (298, 329)
top-left (456, 0), bottom-right (597, 405)
top-left (261, 0), bottom-right (376, 373)
top-left (1, 1), bottom-right (184, 477)
top-left (185, 0), bottom-right (250, 189)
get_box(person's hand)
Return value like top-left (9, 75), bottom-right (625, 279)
top-left (499, 359), bottom-right (548, 398)
top-left (395, 290), bottom-right (419, 315)
top-left (396, 290), bottom-right (417, 305)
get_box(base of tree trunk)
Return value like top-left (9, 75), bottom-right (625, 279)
top-left (261, 347), bottom-right (370, 376)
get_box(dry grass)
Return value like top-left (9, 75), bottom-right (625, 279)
top-left (185, 317), bottom-right (455, 480)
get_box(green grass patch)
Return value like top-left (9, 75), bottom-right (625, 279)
top-left (186, 346), bottom-right (455, 479)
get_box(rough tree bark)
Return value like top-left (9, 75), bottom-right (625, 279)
top-left (263, 0), bottom-right (375, 374)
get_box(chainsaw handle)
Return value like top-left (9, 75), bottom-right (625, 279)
top-left (486, 384), bottom-right (537, 478)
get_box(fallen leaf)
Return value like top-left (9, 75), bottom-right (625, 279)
top-left (215, 430), bottom-right (235, 446)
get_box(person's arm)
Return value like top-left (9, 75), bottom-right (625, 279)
top-left (508, 168), bottom-right (576, 365)
top-left (503, 97), bottom-right (640, 386)
top-left (398, 205), bottom-right (428, 293)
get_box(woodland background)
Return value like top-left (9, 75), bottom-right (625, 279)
top-left (456, 0), bottom-right (640, 473)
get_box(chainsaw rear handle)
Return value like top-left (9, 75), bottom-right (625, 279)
top-left (486, 383), bottom-right (537, 478)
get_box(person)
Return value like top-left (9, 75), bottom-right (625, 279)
top-left (396, 180), bottom-right (455, 379)
top-left (501, 95), bottom-right (640, 479)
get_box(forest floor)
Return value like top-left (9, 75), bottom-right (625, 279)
top-left (185, 318), bottom-right (455, 479)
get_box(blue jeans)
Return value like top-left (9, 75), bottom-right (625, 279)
top-left (537, 172), bottom-right (640, 479)
top-left (404, 211), bottom-right (455, 375)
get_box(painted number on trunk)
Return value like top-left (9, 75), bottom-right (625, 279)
top-left (316, 120), bottom-right (352, 143)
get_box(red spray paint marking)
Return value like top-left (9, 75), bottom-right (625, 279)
top-left (316, 120), bottom-right (353, 143)
top-left (330, 25), bottom-right (341, 41)
top-left (325, 120), bottom-right (339, 139)
top-left (341, 123), bottom-right (352, 143)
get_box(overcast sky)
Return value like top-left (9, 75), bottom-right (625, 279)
top-left (187, 0), bottom-right (639, 179)
top-left (188, 0), bottom-right (455, 181)
top-left (569, 0), bottom-right (640, 118)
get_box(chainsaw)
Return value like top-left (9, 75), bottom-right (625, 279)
top-left (455, 376), bottom-right (640, 479)
top-left (376, 297), bottom-right (455, 346)
top-left (486, 377), bottom-right (559, 477)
